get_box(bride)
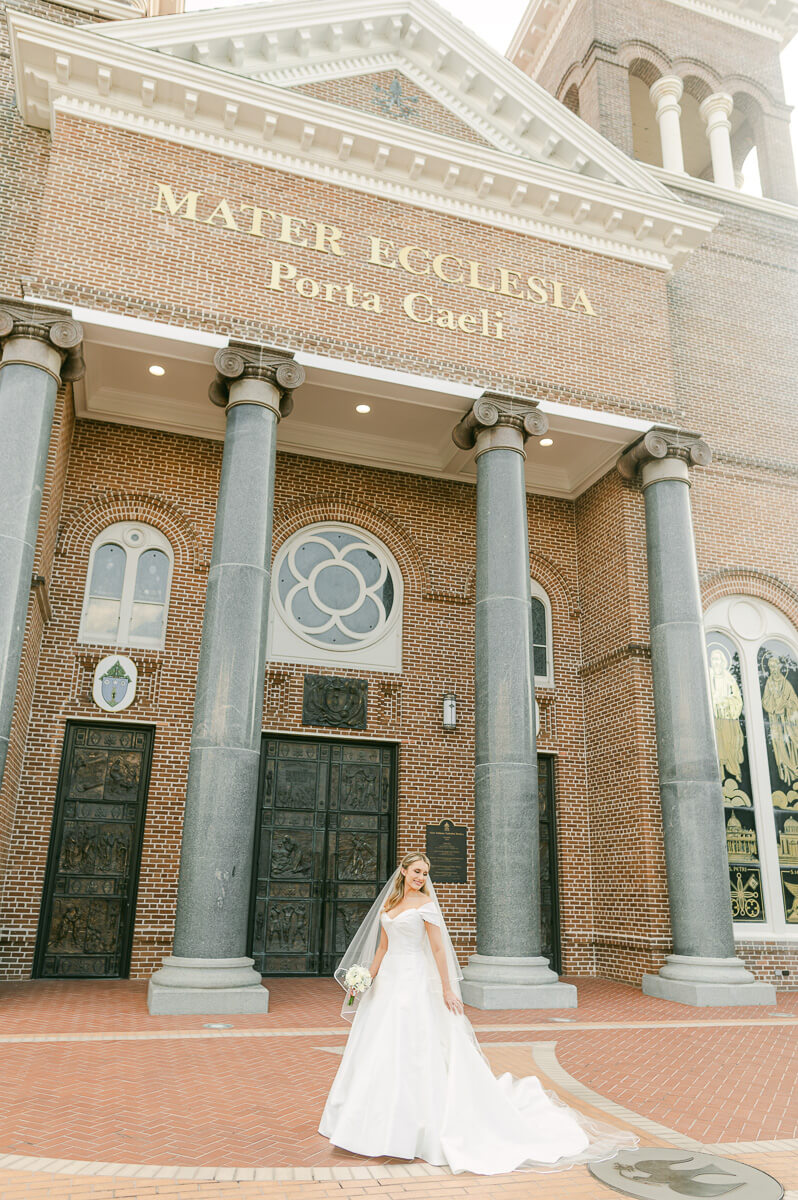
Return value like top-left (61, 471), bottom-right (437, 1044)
top-left (319, 851), bottom-right (637, 1176)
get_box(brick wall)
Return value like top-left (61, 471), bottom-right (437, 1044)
top-left (0, 0), bottom-right (796, 987)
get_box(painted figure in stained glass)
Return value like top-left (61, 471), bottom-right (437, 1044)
top-left (708, 642), bottom-right (747, 792)
top-left (706, 635), bottom-right (751, 806)
top-left (760, 648), bottom-right (798, 788)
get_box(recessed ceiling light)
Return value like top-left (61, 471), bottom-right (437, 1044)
top-left (540, 437), bottom-right (554, 447)
top-left (148, 364), bottom-right (166, 376)
top-left (355, 404), bottom-right (371, 414)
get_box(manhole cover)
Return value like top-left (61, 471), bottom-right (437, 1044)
top-left (588, 1149), bottom-right (783, 1199)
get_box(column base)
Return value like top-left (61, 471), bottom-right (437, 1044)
top-left (642, 954), bottom-right (776, 1007)
top-left (147, 956), bottom-right (269, 1015)
top-left (459, 953), bottom-right (578, 1010)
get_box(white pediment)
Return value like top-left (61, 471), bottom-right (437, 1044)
top-left (8, 0), bottom-right (720, 269)
top-left (97, 0), bottom-right (668, 191)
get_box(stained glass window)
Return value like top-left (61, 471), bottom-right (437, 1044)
top-left (530, 582), bottom-right (553, 685)
top-left (276, 527), bottom-right (398, 650)
top-left (757, 639), bottom-right (798, 924)
top-left (84, 543), bottom-right (126, 640)
top-left (706, 630), bottom-right (765, 922)
top-left (80, 524), bottom-right (173, 649)
top-left (705, 597), bottom-right (798, 937)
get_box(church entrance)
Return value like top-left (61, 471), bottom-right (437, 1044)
top-left (34, 721), bottom-right (153, 978)
top-left (249, 735), bottom-right (397, 977)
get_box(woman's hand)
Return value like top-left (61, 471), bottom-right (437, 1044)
top-left (443, 988), bottom-right (464, 1015)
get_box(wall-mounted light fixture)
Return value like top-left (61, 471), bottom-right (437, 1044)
top-left (442, 692), bottom-right (457, 730)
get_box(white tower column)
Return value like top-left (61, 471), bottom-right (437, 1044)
top-left (700, 93), bottom-right (735, 189)
top-left (649, 76), bottom-right (685, 173)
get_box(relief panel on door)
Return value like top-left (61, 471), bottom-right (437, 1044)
top-left (36, 723), bottom-right (153, 979)
top-left (251, 737), bottom-right (396, 976)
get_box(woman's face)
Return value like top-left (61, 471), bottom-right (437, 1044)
top-left (402, 860), bottom-right (429, 892)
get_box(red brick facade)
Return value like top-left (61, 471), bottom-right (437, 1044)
top-left (0, 0), bottom-right (796, 992)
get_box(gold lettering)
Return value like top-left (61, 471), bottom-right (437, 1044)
top-left (570, 287), bottom-right (597, 316)
top-left (322, 282), bottom-right (342, 302)
top-left (272, 212), bottom-right (309, 248)
top-left (482, 310), bottom-right (504, 340)
top-left (466, 260), bottom-right (496, 294)
top-left (296, 276), bottom-right (320, 299)
top-left (204, 199), bottom-right (238, 230)
top-left (240, 204), bottom-right (266, 237)
top-left (367, 236), bottom-right (397, 268)
top-left (457, 311), bottom-right (476, 332)
top-left (436, 307), bottom-right (456, 330)
top-left (266, 260), bottom-right (297, 290)
top-left (313, 222), bottom-right (344, 256)
top-left (550, 279), bottom-right (566, 309)
top-left (362, 292), bottom-right (382, 313)
top-left (152, 184), bottom-right (200, 221)
top-left (397, 245), bottom-right (431, 276)
top-left (526, 276), bottom-right (548, 305)
top-left (498, 269), bottom-right (524, 299)
top-left (431, 254), bottom-right (464, 284)
top-left (403, 292), bottom-right (433, 323)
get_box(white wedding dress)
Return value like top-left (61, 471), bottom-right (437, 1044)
top-left (319, 900), bottom-right (636, 1175)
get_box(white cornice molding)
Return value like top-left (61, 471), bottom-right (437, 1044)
top-left (649, 165), bottom-right (798, 221)
top-left (508, 0), bottom-right (797, 77)
top-left (89, 0), bottom-right (675, 196)
top-left (9, 8), bottom-right (719, 271)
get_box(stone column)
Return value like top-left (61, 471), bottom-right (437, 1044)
top-left (700, 93), bottom-right (736, 190)
top-left (452, 395), bottom-right (576, 1010)
top-left (618, 429), bottom-right (775, 1006)
top-left (148, 343), bottom-right (304, 1016)
top-left (0, 300), bottom-right (83, 789)
top-left (649, 76), bottom-right (685, 174)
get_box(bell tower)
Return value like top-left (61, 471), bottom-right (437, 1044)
top-left (508, 0), bottom-right (798, 205)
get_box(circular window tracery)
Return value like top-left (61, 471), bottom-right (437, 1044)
top-left (274, 525), bottom-right (400, 651)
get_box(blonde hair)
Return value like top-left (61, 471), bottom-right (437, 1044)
top-left (383, 851), bottom-right (431, 912)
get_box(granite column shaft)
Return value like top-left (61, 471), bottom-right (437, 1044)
top-left (452, 395), bottom-right (576, 1009)
top-left (0, 302), bottom-right (83, 790)
top-left (148, 345), bottom-right (304, 1015)
top-left (619, 430), bottom-right (775, 1006)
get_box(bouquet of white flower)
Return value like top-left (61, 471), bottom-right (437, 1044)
top-left (343, 964), bottom-right (372, 1006)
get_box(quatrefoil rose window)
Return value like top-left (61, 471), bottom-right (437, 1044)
top-left (274, 525), bottom-right (401, 651)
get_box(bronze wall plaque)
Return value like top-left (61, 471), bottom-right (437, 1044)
top-left (425, 819), bottom-right (468, 883)
top-left (302, 675), bottom-right (367, 729)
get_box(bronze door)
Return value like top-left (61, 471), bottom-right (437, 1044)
top-left (35, 722), bottom-right (153, 979)
top-left (538, 754), bottom-right (562, 974)
top-left (250, 736), bottom-right (396, 976)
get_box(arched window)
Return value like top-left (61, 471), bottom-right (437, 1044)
top-left (79, 522), bottom-right (174, 649)
top-left (267, 522), bottom-right (404, 672)
top-left (705, 595), bottom-right (798, 938)
top-left (530, 580), bottom-right (554, 687)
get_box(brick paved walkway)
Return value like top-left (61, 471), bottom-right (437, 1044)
top-left (0, 977), bottom-right (796, 1199)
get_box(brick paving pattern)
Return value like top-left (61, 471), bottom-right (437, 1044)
top-left (0, 978), bottom-right (795, 1199)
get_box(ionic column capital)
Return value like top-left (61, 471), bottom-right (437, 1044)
top-left (617, 426), bottom-right (712, 485)
top-left (649, 75), bottom-right (683, 115)
top-left (700, 92), bottom-right (733, 132)
top-left (452, 392), bottom-right (548, 458)
top-left (0, 298), bottom-right (84, 384)
top-left (208, 342), bottom-right (305, 418)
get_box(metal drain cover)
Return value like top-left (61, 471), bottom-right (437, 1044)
top-left (588, 1149), bottom-right (783, 1199)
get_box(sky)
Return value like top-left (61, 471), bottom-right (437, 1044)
top-left (185, 0), bottom-right (798, 184)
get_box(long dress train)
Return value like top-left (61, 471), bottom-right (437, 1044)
top-left (319, 901), bottom-right (637, 1176)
